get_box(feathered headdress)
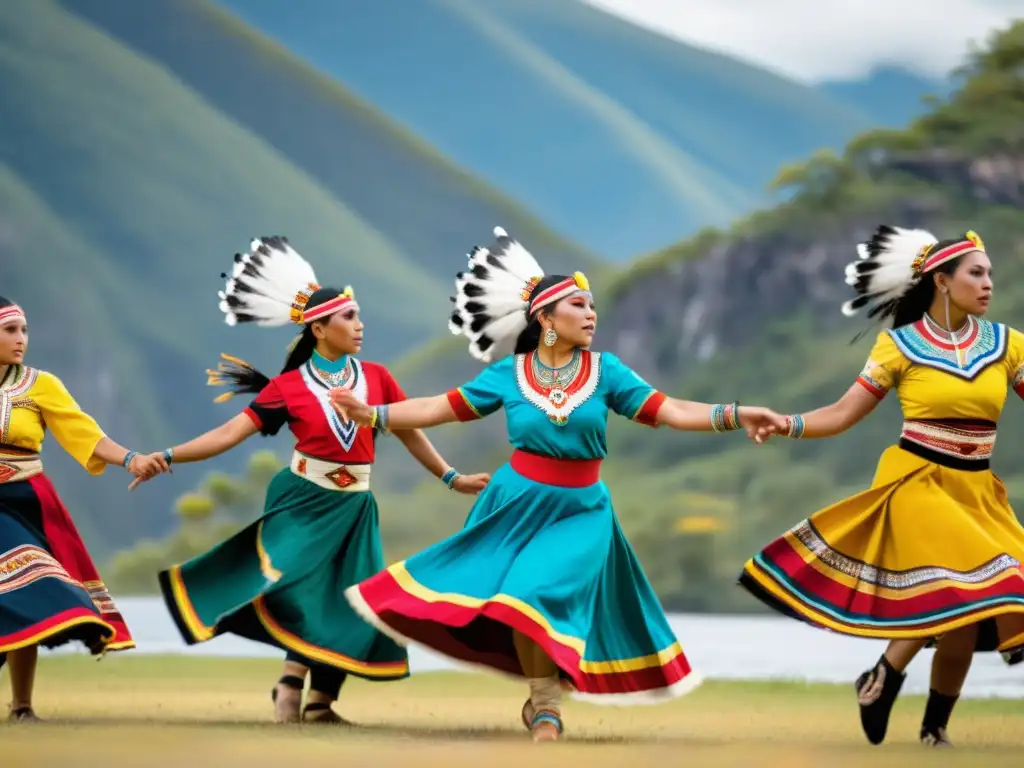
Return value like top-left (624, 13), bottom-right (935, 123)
top-left (448, 226), bottom-right (591, 362)
top-left (842, 225), bottom-right (985, 322)
top-left (217, 235), bottom-right (358, 326)
top-left (208, 236), bottom-right (358, 403)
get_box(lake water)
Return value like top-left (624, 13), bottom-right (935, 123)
top-left (49, 597), bottom-right (1024, 699)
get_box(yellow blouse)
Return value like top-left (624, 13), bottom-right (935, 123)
top-left (856, 317), bottom-right (1024, 422)
top-left (0, 365), bottom-right (107, 474)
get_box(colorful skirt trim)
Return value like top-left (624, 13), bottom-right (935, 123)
top-left (158, 467), bottom-right (408, 681)
top-left (347, 451), bottom-right (700, 705)
top-left (0, 473), bottom-right (134, 655)
top-left (741, 444), bottom-right (1024, 656)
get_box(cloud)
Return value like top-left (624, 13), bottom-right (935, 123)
top-left (579, 0), bottom-right (1021, 82)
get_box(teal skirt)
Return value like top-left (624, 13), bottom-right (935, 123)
top-left (159, 468), bottom-right (408, 681)
top-left (346, 457), bottom-right (700, 703)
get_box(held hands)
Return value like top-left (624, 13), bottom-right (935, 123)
top-left (125, 451), bottom-right (171, 491)
top-left (736, 406), bottom-right (790, 444)
top-left (329, 387), bottom-right (374, 426)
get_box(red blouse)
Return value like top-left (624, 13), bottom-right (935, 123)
top-left (243, 358), bottom-right (405, 464)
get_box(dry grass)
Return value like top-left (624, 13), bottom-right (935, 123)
top-left (2, 655), bottom-right (1023, 767)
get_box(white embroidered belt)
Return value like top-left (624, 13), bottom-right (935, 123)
top-left (899, 419), bottom-right (995, 469)
top-left (0, 448), bottom-right (43, 484)
top-left (289, 451), bottom-right (370, 492)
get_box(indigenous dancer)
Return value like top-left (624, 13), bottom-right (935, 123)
top-left (740, 225), bottom-right (1024, 747)
top-left (0, 296), bottom-right (164, 722)
top-left (331, 227), bottom-right (787, 742)
top-left (148, 237), bottom-right (488, 725)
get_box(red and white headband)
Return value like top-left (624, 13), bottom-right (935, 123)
top-left (295, 286), bottom-right (358, 324)
top-left (525, 272), bottom-right (591, 316)
top-left (0, 304), bottom-right (26, 327)
top-left (912, 231), bottom-right (985, 275)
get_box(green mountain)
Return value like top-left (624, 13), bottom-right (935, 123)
top-left (2, 0), bottom-right (597, 556)
top-left (368, 21), bottom-right (1024, 610)
top-left (203, 0), bottom-right (886, 258)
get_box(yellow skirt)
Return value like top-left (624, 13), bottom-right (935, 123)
top-left (741, 445), bottom-right (1024, 653)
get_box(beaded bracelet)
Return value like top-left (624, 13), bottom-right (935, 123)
top-left (373, 404), bottom-right (390, 433)
top-left (785, 414), bottom-right (806, 438)
top-left (441, 468), bottom-right (460, 490)
top-left (123, 450), bottom-right (138, 469)
top-left (710, 402), bottom-right (741, 432)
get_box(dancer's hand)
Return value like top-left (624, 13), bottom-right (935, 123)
top-left (451, 472), bottom-right (490, 495)
top-left (126, 451), bottom-right (170, 490)
top-left (736, 407), bottom-right (787, 444)
top-left (329, 387), bottom-right (375, 426)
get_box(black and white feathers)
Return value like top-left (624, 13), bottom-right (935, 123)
top-left (218, 236), bottom-right (319, 326)
top-left (842, 224), bottom-right (938, 321)
top-left (448, 227), bottom-right (545, 363)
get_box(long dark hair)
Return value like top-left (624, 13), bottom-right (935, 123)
top-left (210, 287), bottom-right (343, 397)
top-left (0, 295), bottom-right (11, 308)
top-left (513, 275), bottom-right (568, 354)
top-left (890, 248), bottom-right (966, 329)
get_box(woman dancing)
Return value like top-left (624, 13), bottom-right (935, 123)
top-left (331, 227), bottom-right (786, 742)
top-left (0, 297), bottom-right (164, 722)
top-left (149, 237), bottom-right (489, 724)
top-left (740, 225), bottom-right (1024, 747)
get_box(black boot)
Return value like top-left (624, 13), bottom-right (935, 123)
top-left (919, 689), bottom-right (957, 747)
top-left (854, 654), bottom-right (905, 745)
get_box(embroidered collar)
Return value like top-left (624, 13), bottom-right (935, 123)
top-left (0, 365), bottom-right (38, 444)
top-left (888, 317), bottom-right (1007, 379)
top-left (0, 365), bottom-right (34, 395)
top-left (515, 350), bottom-right (601, 426)
top-left (921, 313), bottom-right (971, 342)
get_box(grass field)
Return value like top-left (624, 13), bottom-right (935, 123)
top-left (2, 656), bottom-right (1023, 767)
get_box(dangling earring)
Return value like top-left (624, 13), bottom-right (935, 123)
top-left (543, 328), bottom-right (557, 347)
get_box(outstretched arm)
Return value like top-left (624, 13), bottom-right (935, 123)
top-left (33, 371), bottom-right (167, 481)
top-left (332, 360), bottom-right (508, 431)
top-left (602, 354), bottom-right (786, 439)
top-left (165, 412), bottom-right (259, 463)
top-left (654, 398), bottom-right (786, 434)
top-left (92, 436), bottom-right (169, 477)
top-left (384, 395), bottom-right (460, 430)
top-left (782, 382), bottom-right (882, 439)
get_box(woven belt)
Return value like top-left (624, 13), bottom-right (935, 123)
top-left (899, 419), bottom-right (995, 471)
top-left (0, 448), bottom-right (43, 484)
top-left (290, 451), bottom-right (370, 492)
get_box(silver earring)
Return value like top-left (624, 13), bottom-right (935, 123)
top-left (543, 328), bottom-right (557, 347)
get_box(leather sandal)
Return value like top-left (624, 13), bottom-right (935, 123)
top-left (271, 674), bottom-right (304, 724)
top-left (302, 702), bottom-right (353, 725)
top-left (529, 708), bottom-right (563, 743)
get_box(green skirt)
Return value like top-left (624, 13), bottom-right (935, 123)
top-left (158, 468), bottom-right (408, 680)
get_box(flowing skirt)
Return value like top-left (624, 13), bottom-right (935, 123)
top-left (346, 452), bottom-right (699, 704)
top-left (158, 468), bottom-right (408, 681)
top-left (740, 444), bottom-right (1024, 657)
top-left (0, 474), bottom-right (134, 668)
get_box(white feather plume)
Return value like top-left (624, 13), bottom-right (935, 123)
top-left (449, 226), bottom-right (546, 363)
top-left (842, 225), bottom-right (938, 319)
top-left (217, 236), bottom-right (320, 327)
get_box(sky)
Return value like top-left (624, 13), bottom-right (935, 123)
top-left (580, 0), bottom-right (1023, 82)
